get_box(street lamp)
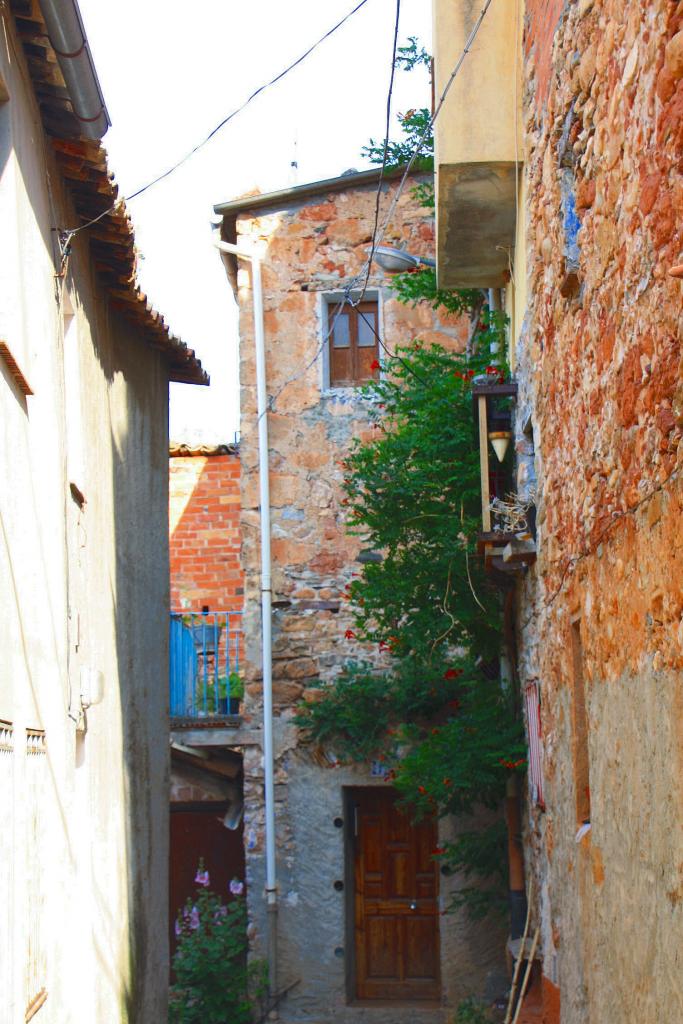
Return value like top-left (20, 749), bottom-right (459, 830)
top-left (371, 245), bottom-right (436, 272)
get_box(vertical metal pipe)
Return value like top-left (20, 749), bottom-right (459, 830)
top-left (190, 613), bottom-right (196, 716)
top-left (213, 238), bottom-right (278, 1004)
top-left (251, 256), bottom-right (278, 1004)
top-left (202, 612), bottom-right (207, 715)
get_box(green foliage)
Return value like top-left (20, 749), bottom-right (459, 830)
top-left (304, 38), bottom-right (522, 921)
top-left (434, 821), bottom-right (509, 919)
top-left (453, 996), bottom-right (492, 1024)
top-left (388, 266), bottom-right (480, 317)
top-left (296, 339), bottom-right (524, 915)
top-left (395, 36), bottom-right (432, 72)
top-left (341, 341), bottom-right (506, 655)
top-left (362, 37), bottom-right (434, 171)
top-left (170, 870), bottom-right (266, 1024)
top-left (410, 178), bottom-right (435, 209)
top-left (362, 107), bottom-right (433, 171)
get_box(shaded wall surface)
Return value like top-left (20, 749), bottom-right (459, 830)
top-left (515, 3), bottom-right (683, 1022)
top-left (232, 175), bottom-right (507, 1021)
top-left (0, 13), bottom-right (172, 1023)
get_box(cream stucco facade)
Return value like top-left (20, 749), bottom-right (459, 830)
top-left (0, 5), bottom-right (205, 1021)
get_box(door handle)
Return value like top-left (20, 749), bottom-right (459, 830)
top-left (409, 901), bottom-right (417, 911)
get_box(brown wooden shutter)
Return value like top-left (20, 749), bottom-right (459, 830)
top-left (329, 301), bottom-right (380, 387)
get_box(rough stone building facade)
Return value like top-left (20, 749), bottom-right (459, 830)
top-left (0, 3), bottom-right (206, 1021)
top-left (214, 170), bottom-right (507, 1020)
top-left (434, 2), bottom-right (683, 1022)
top-left (517, 3), bottom-right (683, 1022)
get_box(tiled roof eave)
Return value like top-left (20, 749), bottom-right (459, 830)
top-left (11, 2), bottom-right (207, 386)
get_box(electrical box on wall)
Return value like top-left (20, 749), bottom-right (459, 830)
top-left (80, 666), bottom-right (104, 709)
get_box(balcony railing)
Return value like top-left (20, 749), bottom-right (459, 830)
top-left (170, 611), bottom-right (243, 720)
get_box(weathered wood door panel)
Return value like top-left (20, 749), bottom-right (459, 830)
top-left (352, 788), bottom-right (440, 1002)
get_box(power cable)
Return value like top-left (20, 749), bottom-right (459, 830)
top-left (60, 0), bottom-right (374, 239)
top-left (355, 0), bottom-right (402, 306)
top-left (356, 306), bottom-right (428, 385)
top-left (351, 0), bottom-right (496, 304)
top-left (242, 0), bottom-right (496, 418)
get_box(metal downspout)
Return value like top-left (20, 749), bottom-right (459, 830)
top-left (213, 239), bottom-right (278, 1010)
top-left (38, 0), bottom-right (110, 139)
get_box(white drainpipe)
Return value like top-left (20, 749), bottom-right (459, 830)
top-left (38, 0), bottom-right (110, 139)
top-left (214, 238), bottom-right (278, 1005)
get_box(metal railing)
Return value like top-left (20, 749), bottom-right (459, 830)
top-left (170, 611), bottom-right (243, 720)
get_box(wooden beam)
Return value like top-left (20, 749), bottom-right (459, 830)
top-left (502, 539), bottom-right (537, 564)
top-left (0, 341), bottom-right (33, 395)
top-left (170, 727), bottom-right (260, 748)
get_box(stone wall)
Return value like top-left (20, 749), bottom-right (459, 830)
top-left (169, 447), bottom-right (243, 613)
top-left (516, 3), bottom-right (683, 1022)
top-left (231, 174), bottom-right (507, 1018)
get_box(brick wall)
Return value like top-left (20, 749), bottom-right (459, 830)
top-left (169, 447), bottom-right (243, 612)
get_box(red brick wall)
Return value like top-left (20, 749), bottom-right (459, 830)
top-left (169, 451), bottom-right (243, 612)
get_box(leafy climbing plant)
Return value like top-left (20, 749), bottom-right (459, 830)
top-left (297, 36), bottom-right (524, 919)
top-left (296, 337), bottom-right (523, 915)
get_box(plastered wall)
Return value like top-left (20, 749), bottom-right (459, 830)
top-left (0, 15), bottom-right (170, 1022)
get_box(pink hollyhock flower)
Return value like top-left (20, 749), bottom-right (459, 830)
top-left (194, 868), bottom-right (210, 887)
top-left (189, 905), bottom-right (200, 930)
top-left (229, 878), bottom-right (245, 896)
top-left (175, 918), bottom-right (182, 938)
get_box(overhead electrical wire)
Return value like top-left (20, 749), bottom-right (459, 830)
top-left (354, 0), bottom-right (402, 306)
top-left (60, 0), bottom-right (374, 241)
top-left (350, 0), bottom-right (496, 306)
top-left (267, 0), bottom-right (496, 411)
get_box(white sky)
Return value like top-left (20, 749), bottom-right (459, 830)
top-left (77, 0), bottom-right (432, 443)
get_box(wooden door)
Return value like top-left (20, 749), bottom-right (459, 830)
top-left (351, 787), bottom-right (440, 1002)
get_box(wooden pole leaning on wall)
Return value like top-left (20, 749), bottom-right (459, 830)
top-left (511, 927), bottom-right (540, 1024)
top-left (504, 877), bottom-right (533, 1024)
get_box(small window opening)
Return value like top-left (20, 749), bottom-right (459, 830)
top-left (570, 619), bottom-right (591, 824)
top-left (327, 299), bottom-right (380, 387)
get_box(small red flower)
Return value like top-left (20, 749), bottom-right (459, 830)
top-left (442, 777), bottom-right (452, 787)
top-left (418, 785), bottom-right (426, 795)
top-left (443, 668), bottom-right (462, 680)
top-left (431, 728), bottom-right (439, 736)
top-left (370, 359), bottom-right (381, 371)
top-left (432, 847), bottom-right (445, 856)
top-left (344, 629), bottom-right (356, 640)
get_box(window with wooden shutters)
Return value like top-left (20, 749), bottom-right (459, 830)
top-left (328, 300), bottom-right (380, 387)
